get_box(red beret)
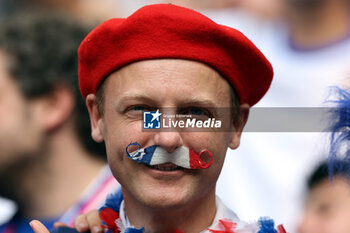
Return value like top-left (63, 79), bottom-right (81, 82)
top-left (78, 4), bottom-right (273, 106)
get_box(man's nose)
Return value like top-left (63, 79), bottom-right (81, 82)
top-left (153, 131), bottom-right (183, 153)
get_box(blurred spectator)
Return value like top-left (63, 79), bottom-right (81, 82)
top-left (285, 0), bottom-right (350, 50)
top-left (0, 12), bottom-right (120, 232)
top-left (297, 88), bottom-right (350, 233)
top-left (297, 160), bottom-right (350, 233)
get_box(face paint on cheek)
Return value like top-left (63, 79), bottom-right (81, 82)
top-left (126, 142), bottom-right (213, 169)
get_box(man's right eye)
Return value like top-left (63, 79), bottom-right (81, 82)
top-left (124, 105), bottom-right (157, 115)
top-left (132, 106), bottom-right (146, 111)
top-left (124, 106), bottom-right (148, 119)
top-left (126, 105), bottom-right (155, 113)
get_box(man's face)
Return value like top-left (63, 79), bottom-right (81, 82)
top-left (0, 50), bottom-right (44, 178)
top-left (88, 59), bottom-right (245, 208)
top-left (298, 177), bottom-right (350, 233)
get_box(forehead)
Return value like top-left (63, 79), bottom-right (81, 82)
top-left (103, 59), bottom-right (233, 107)
top-left (308, 177), bottom-right (350, 202)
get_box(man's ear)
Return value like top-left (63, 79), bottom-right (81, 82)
top-left (86, 94), bottom-right (104, 142)
top-left (229, 103), bottom-right (249, 150)
top-left (34, 86), bottom-right (75, 132)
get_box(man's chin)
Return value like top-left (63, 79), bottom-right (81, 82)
top-left (141, 194), bottom-right (190, 210)
top-left (132, 185), bottom-right (194, 209)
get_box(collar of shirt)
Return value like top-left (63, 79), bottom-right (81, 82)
top-left (117, 196), bottom-right (258, 233)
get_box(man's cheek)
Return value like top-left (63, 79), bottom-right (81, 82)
top-left (105, 140), bottom-right (126, 166)
top-left (107, 150), bottom-right (132, 181)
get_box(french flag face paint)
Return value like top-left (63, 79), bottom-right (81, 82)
top-left (126, 142), bottom-right (213, 169)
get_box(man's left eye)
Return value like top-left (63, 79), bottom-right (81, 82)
top-left (189, 107), bottom-right (204, 115)
top-left (180, 107), bottom-right (207, 116)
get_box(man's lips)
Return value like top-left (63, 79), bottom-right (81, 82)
top-left (146, 162), bottom-right (183, 172)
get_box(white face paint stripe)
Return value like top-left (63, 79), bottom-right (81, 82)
top-left (150, 147), bottom-right (190, 168)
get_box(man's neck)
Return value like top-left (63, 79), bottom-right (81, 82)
top-left (16, 127), bottom-right (105, 219)
top-left (287, 1), bottom-right (350, 49)
top-left (123, 188), bottom-right (217, 233)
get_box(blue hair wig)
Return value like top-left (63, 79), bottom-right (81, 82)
top-left (328, 87), bottom-right (350, 178)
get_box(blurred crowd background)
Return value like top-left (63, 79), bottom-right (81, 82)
top-left (0, 0), bottom-right (350, 233)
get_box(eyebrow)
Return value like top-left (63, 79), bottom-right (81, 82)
top-left (116, 93), bottom-right (154, 104)
top-left (114, 93), bottom-right (156, 109)
top-left (178, 98), bottom-right (219, 108)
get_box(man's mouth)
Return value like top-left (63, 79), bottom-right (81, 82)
top-left (146, 163), bottom-right (183, 171)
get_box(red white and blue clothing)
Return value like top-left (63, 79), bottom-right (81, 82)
top-left (0, 165), bottom-right (120, 233)
top-left (99, 192), bottom-right (286, 233)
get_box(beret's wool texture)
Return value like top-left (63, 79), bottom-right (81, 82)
top-left (78, 4), bottom-right (273, 106)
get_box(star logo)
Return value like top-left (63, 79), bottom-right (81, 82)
top-left (150, 109), bottom-right (162, 122)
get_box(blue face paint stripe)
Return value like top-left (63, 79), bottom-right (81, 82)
top-left (126, 142), bottom-right (158, 165)
top-left (143, 145), bottom-right (157, 164)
